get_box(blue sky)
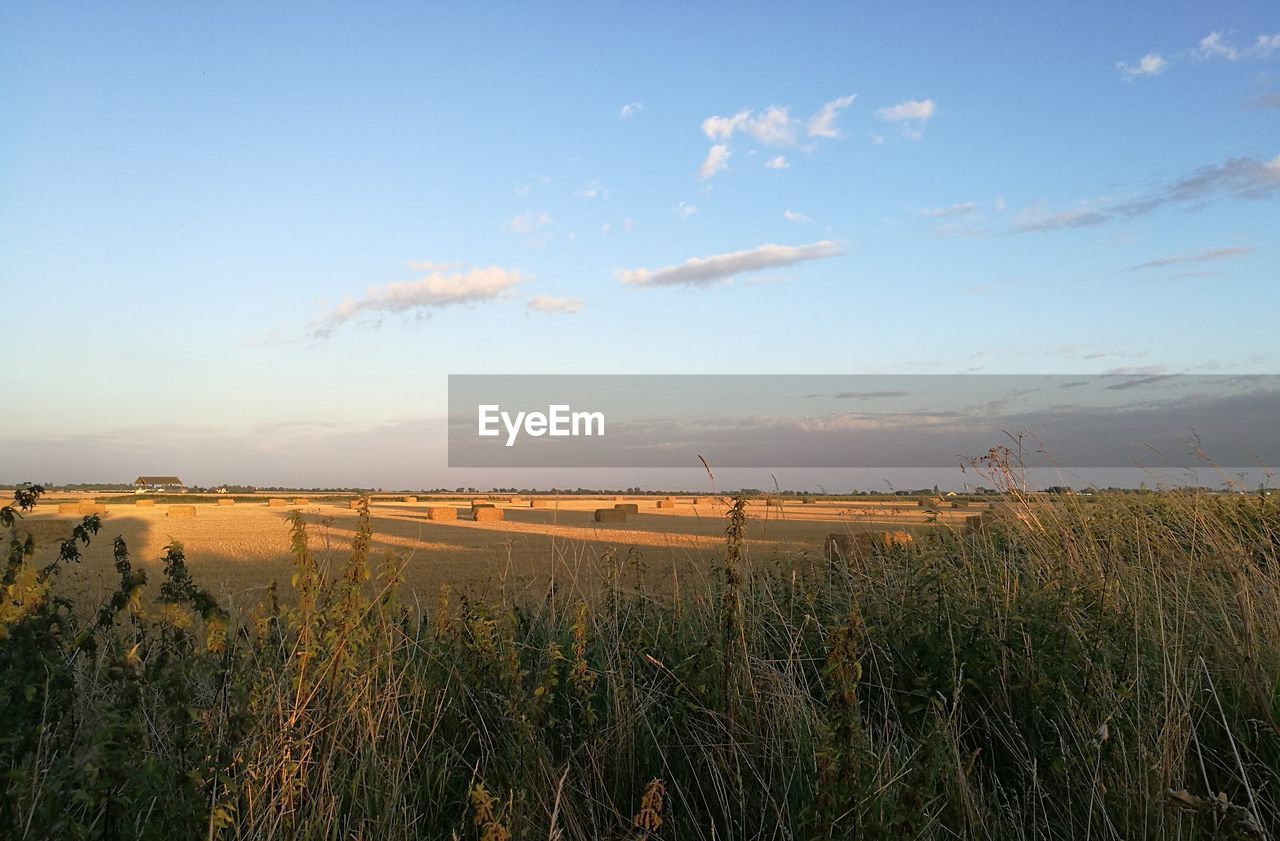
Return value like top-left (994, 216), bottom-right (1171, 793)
top-left (1, 2), bottom-right (1277, 488)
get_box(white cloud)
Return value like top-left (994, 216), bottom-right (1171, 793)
top-left (527, 294), bottom-right (583, 314)
top-left (1197, 31), bottom-right (1239, 61)
top-left (1255, 33), bottom-right (1280, 56)
top-left (676, 201), bottom-right (697, 217)
top-left (698, 143), bottom-right (731, 179)
top-left (313, 266), bottom-right (523, 337)
top-left (1117, 52), bottom-right (1167, 79)
top-left (701, 109), bottom-right (751, 140)
top-left (741, 105), bottom-right (797, 145)
top-left (623, 216), bottom-right (634, 232)
top-left (509, 211), bottom-right (552, 234)
top-left (702, 106), bottom-right (797, 146)
top-left (876, 99), bottom-right (935, 139)
top-left (877, 99), bottom-right (935, 124)
top-left (922, 202), bottom-right (978, 218)
top-left (601, 222), bottom-right (612, 235)
top-left (764, 155), bottom-right (790, 169)
top-left (783, 209), bottom-right (811, 223)
top-left (575, 180), bottom-right (606, 199)
top-left (615, 240), bottom-right (845, 288)
top-left (807, 94), bottom-right (856, 138)
top-left (619, 101), bottom-right (643, 119)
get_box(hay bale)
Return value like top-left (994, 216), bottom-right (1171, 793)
top-left (292, 498), bottom-right (310, 506)
top-left (762, 497), bottom-right (784, 508)
top-left (656, 500), bottom-right (675, 509)
top-left (506, 496), bottom-right (520, 504)
top-left (78, 501), bottom-right (106, 515)
top-left (135, 499), bottom-right (156, 507)
top-left (801, 497), bottom-right (816, 504)
top-left (217, 498), bottom-right (235, 507)
top-left (426, 506), bottom-right (458, 521)
top-left (268, 498), bottom-right (287, 507)
top-left (404, 496), bottom-right (418, 503)
top-left (614, 503), bottom-right (639, 514)
top-left (530, 499), bottom-right (555, 508)
top-left (167, 505), bottom-right (197, 519)
top-left (57, 502), bottom-right (80, 514)
top-left (473, 507), bottom-right (504, 522)
top-left (824, 530), bottom-right (913, 559)
top-left (594, 507), bottom-right (627, 523)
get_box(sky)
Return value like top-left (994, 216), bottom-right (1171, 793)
top-left (1, 2), bottom-right (1277, 489)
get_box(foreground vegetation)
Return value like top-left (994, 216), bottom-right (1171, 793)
top-left (3, 475), bottom-right (1279, 839)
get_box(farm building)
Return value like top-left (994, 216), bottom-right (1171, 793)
top-left (133, 475), bottom-right (185, 492)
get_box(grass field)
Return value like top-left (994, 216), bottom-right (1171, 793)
top-left (18, 494), bottom-right (967, 608)
top-left (5, 486), bottom-right (1279, 839)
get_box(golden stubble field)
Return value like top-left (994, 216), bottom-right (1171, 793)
top-left (19, 494), bottom-right (974, 609)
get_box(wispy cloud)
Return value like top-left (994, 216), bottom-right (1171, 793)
top-left (1014, 153), bottom-right (1280, 232)
top-left (676, 201), bottom-right (697, 218)
top-left (764, 155), bottom-right (790, 169)
top-left (807, 94), bottom-right (856, 138)
top-left (1197, 31), bottom-right (1240, 61)
top-left (574, 180), bottom-right (606, 199)
top-left (783, 209), bottom-right (811, 223)
top-left (313, 266), bottom-right (523, 337)
top-left (876, 98), bottom-right (935, 139)
top-left (619, 101), bottom-right (643, 119)
top-left (698, 143), bottom-right (731, 179)
top-left (1123, 246), bottom-right (1252, 271)
top-left (509, 211), bottom-right (552, 234)
top-left (1117, 52), bottom-right (1167, 79)
top-left (702, 106), bottom-right (797, 146)
top-left (615, 240), bottom-right (845, 288)
top-left (527, 294), bottom-right (583, 314)
top-left (922, 202), bottom-right (978, 218)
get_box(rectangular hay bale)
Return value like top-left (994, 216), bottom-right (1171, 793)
top-left (656, 500), bottom-right (675, 509)
top-left (292, 498), bottom-right (310, 506)
top-left (167, 505), bottom-right (197, 519)
top-left (135, 499), bottom-right (156, 507)
top-left (473, 506), bottom-right (504, 522)
top-left (58, 503), bottom-right (80, 514)
top-left (78, 501), bottom-right (106, 515)
top-left (426, 506), bottom-right (458, 521)
top-left (614, 503), bottom-right (639, 514)
top-left (217, 498), bottom-right (235, 506)
top-left (594, 507), bottom-right (626, 522)
top-left (268, 498), bottom-right (287, 507)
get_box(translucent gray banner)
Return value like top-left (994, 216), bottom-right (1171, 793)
top-left (447, 375), bottom-right (1280, 469)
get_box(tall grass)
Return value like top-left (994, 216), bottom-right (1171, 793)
top-left (2, 484), bottom-right (1278, 839)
